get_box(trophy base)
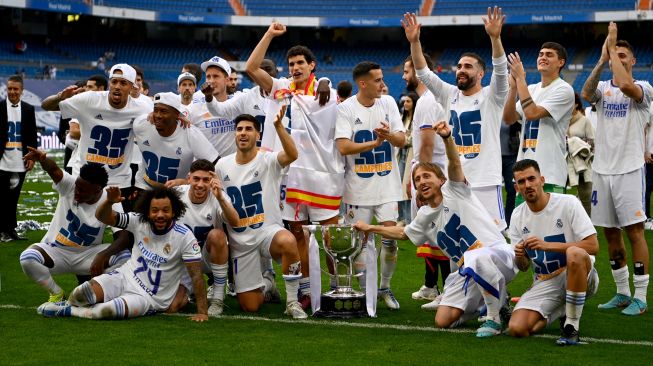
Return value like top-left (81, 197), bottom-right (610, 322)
top-left (314, 292), bottom-right (368, 318)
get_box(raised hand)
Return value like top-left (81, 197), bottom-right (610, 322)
top-left (59, 85), bottom-right (84, 100)
top-left (201, 82), bottom-right (214, 102)
top-left (210, 175), bottom-right (223, 198)
top-left (373, 121), bottom-right (391, 140)
top-left (266, 22), bottom-right (287, 38)
top-left (105, 186), bottom-right (124, 204)
top-left (600, 37), bottom-right (610, 63)
top-left (507, 52), bottom-right (525, 81)
top-left (433, 121), bottom-right (451, 139)
top-left (401, 13), bottom-right (421, 44)
top-left (482, 6), bottom-right (505, 39)
top-left (606, 22), bottom-right (618, 52)
top-left (274, 105), bottom-right (287, 127)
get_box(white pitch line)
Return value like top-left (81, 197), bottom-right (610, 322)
top-left (3, 304), bottom-right (652, 347)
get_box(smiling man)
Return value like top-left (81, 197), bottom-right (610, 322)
top-left (503, 42), bottom-right (574, 203)
top-left (403, 8), bottom-right (509, 231)
top-left (41, 64), bottom-right (152, 210)
top-left (132, 92), bottom-right (218, 192)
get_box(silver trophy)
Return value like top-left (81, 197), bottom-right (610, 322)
top-left (315, 224), bottom-right (367, 318)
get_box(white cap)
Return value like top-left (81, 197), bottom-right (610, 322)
top-left (201, 56), bottom-right (231, 76)
top-left (108, 64), bottom-right (136, 84)
top-left (153, 92), bottom-right (182, 113)
top-left (177, 72), bottom-right (196, 86)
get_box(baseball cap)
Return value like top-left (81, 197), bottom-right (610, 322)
top-left (200, 56), bottom-right (231, 76)
top-left (177, 72), bottom-right (197, 86)
top-left (153, 92), bottom-right (182, 113)
top-left (108, 64), bottom-right (136, 84)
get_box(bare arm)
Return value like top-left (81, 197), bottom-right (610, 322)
top-left (503, 74), bottom-right (521, 125)
top-left (245, 23), bottom-right (286, 95)
top-left (211, 177), bottom-right (240, 227)
top-left (95, 187), bottom-right (124, 226)
top-left (508, 52), bottom-right (551, 121)
top-left (23, 147), bottom-right (63, 184)
top-left (336, 137), bottom-right (383, 156)
top-left (41, 85), bottom-right (84, 111)
top-left (435, 121), bottom-right (465, 183)
top-left (90, 230), bottom-right (132, 276)
top-left (514, 242), bottom-right (531, 272)
top-left (581, 39), bottom-right (609, 103)
top-left (418, 128), bottom-right (436, 163)
top-left (606, 22), bottom-right (643, 101)
top-left (402, 13), bottom-right (427, 71)
top-left (352, 221), bottom-right (408, 241)
top-left (374, 122), bottom-right (405, 148)
top-left (274, 106), bottom-right (298, 167)
top-left (186, 261), bottom-right (209, 322)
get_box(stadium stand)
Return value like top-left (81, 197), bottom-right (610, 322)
top-left (95, 0), bottom-right (234, 14)
top-left (431, 0), bottom-right (637, 15)
top-left (242, 0), bottom-right (421, 17)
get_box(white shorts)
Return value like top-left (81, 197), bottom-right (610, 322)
top-left (34, 242), bottom-right (129, 275)
top-left (343, 202), bottom-right (398, 224)
top-left (591, 169), bottom-right (646, 228)
top-left (282, 200), bottom-right (339, 222)
top-left (514, 266), bottom-right (599, 325)
top-left (439, 245), bottom-right (516, 312)
top-left (93, 269), bottom-right (157, 317)
top-left (472, 185), bottom-right (506, 231)
top-left (231, 225), bottom-right (284, 293)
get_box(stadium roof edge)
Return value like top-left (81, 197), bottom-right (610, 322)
top-left (1, 1), bottom-right (651, 27)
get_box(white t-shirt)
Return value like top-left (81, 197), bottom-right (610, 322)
top-left (515, 78), bottom-right (574, 186)
top-left (508, 193), bottom-right (596, 277)
top-left (59, 91), bottom-right (150, 188)
top-left (335, 95), bottom-right (405, 205)
top-left (592, 80), bottom-right (653, 174)
top-left (176, 184), bottom-right (226, 246)
top-left (404, 180), bottom-right (507, 264)
top-left (130, 95), bottom-right (153, 166)
top-left (114, 212), bottom-right (201, 311)
top-left (189, 99), bottom-right (238, 158)
top-left (42, 172), bottom-right (122, 248)
top-left (411, 90), bottom-right (446, 168)
top-left (132, 117), bottom-right (218, 190)
top-left (0, 102), bottom-right (25, 172)
top-left (216, 151), bottom-right (283, 252)
top-left (206, 86), bottom-right (269, 147)
top-left (416, 55), bottom-right (509, 187)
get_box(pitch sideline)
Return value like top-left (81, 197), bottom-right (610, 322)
top-left (2, 303), bottom-right (652, 347)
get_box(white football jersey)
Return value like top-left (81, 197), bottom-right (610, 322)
top-left (515, 77), bottom-right (574, 186)
top-left (0, 102), bottom-right (24, 172)
top-left (592, 80), bottom-right (653, 174)
top-left (410, 90), bottom-right (446, 168)
top-left (206, 86), bottom-right (269, 147)
top-left (416, 55), bottom-right (509, 187)
top-left (216, 151), bottom-right (283, 252)
top-left (42, 172), bottom-right (122, 249)
top-left (59, 91), bottom-right (150, 188)
top-left (404, 180), bottom-right (507, 264)
top-left (189, 100), bottom-right (238, 158)
top-left (132, 117), bottom-right (218, 190)
top-left (114, 212), bottom-right (201, 311)
top-left (335, 94), bottom-right (405, 205)
top-left (176, 184), bottom-right (226, 246)
top-left (508, 193), bottom-right (596, 277)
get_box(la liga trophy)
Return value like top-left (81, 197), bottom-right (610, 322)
top-left (314, 224), bottom-right (368, 318)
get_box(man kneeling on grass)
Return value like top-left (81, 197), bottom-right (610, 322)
top-left (38, 187), bottom-right (208, 321)
top-left (354, 121), bottom-right (516, 337)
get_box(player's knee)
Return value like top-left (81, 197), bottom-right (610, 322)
top-left (19, 247), bottom-right (48, 269)
top-left (565, 246), bottom-right (587, 268)
top-left (206, 229), bottom-right (227, 251)
top-left (434, 314), bottom-right (452, 329)
top-left (239, 298), bottom-right (262, 313)
top-left (508, 322), bottom-right (531, 338)
top-left (275, 231), bottom-right (298, 255)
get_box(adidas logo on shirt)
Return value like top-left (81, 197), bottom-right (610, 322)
top-left (94, 114), bottom-right (103, 120)
top-left (253, 105), bottom-right (260, 110)
top-left (522, 227), bottom-right (530, 234)
top-left (223, 175), bottom-right (230, 182)
top-left (354, 118), bottom-right (363, 125)
top-left (142, 140), bottom-right (150, 146)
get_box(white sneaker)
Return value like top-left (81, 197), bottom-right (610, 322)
top-left (208, 299), bottom-right (224, 316)
top-left (378, 288), bottom-right (400, 310)
top-left (284, 301), bottom-right (308, 319)
top-left (421, 293), bottom-right (443, 311)
top-left (206, 285), bottom-right (214, 299)
top-left (645, 219), bottom-right (653, 231)
top-left (411, 285), bottom-right (437, 301)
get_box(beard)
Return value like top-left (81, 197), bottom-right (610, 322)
top-left (456, 74), bottom-right (476, 91)
top-left (405, 78), bottom-right (418, 92)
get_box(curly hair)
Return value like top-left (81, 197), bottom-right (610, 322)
top-left (134, 187), bottom-right (187, 223)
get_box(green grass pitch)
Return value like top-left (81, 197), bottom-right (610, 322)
top-left (0, 153), bottom-right (651, 365)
